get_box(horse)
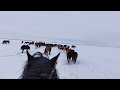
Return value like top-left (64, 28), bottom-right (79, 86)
top-left (65, 46), bottom-right (70, 53)
top-left (58, 45), bottom-right (64, 50)
top-left (67, 49), bottom-right (78, 64)
top-left (35, 42), bottom-right (41, 48)
top-left (71, 45), bottom-right (76, 48)
top-left (2, 40), bottom-right (10, 44)
top-left (21, 41), bottom-right (24, 44)
top-left (29, 41), bottom-right (34, 45)
top-left (20, 51), bottom-right (60, 79)
top-left (44, 45), bottom-right (52, 55)
top-left (24, 42), bottom-right (29, 44)
top-left (21, 45), bottom-right (30, 53)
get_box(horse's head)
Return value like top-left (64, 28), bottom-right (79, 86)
top-left (20, 51), bottom-right (60, 79)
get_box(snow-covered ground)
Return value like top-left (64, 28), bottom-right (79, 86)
top-left (1, 11), bottom-right (120, 79)
top-left (0, 39), bottom-right (120, 79)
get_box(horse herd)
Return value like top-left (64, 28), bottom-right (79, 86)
top-left (20, 40), bottom-right (78, 64)
top-left (1, 40), bottom-right (78, 64)
top-left (1, 39), bottom-right (78, 79)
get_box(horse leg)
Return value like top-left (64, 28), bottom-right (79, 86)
top-left (49, 50), bottom-right (51, 55)
top-left (67, 57), bottom-right (71, 64)
top-left (74, 57), bottom-right (77, 64)
top-left (72, 58), bottom-right (76, 64)
top-left (67, 55), bottom-right (69, 64)
top-left (68, 59), bottom-right (70, 64)
top-left (26, 49), bottom-right (29, 53)
top-left (46, 52), bottom-right (48, 56)
top-left (49, 51), bottom-right (50, 55)
top-left (73, 60), bottom-right (76, 64)
top-left (22, 49), bottom-right (24, 53)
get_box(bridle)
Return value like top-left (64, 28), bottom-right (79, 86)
top-left (33, 52), bottom-right (50, 59)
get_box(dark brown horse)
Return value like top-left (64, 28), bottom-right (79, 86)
top-left (65, 46), bottom-right (70, 53)
top-left (67, 49), bottom-right (78, 64)
top-left (35, 42), bottom-right (41, 48)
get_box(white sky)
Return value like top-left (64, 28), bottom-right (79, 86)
top-left (0, 11), bottom-right (120, 42)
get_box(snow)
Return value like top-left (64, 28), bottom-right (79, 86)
top-left (0, 39), bottom-right (120, 79)
top-left (0, 11), bottom-right (120, 79)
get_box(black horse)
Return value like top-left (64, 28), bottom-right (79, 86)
top-left (2, 40), bottom-right (10, 44)
top-left (21, 45), bottom-right (30, 53)
top-left (24, 42), bottom-right (29, 44)
top-left (29, 41), bottom-right (34, 45)
top-left (71, 45), bottom-right (76, 48)
top-left (20, 51), bottom-right (60, 79)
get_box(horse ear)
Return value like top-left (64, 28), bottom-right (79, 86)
top-left (50, 53), bottom-right (60, 67)
top-left (26, 51), bottom-right (34, 61)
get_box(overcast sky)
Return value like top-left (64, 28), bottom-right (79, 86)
top-left (0, 11), bottom-right (120, 42)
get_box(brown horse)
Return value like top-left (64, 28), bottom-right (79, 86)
top-left (65, 46), bottom-right (70, 53)
top-left (35, 42), bottom-right (41, 48)
top-left (67, 49), bottom-right (78, 64)
top-left (44, 45), bottom-right (52, 55)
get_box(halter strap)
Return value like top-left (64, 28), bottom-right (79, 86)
top-left (33, 52), bottom-right (49, 59)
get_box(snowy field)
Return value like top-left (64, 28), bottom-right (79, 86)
top-left (0, 39), bottom-right (120, 79)
top-left (0, 11), bottom-right (120, 79)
